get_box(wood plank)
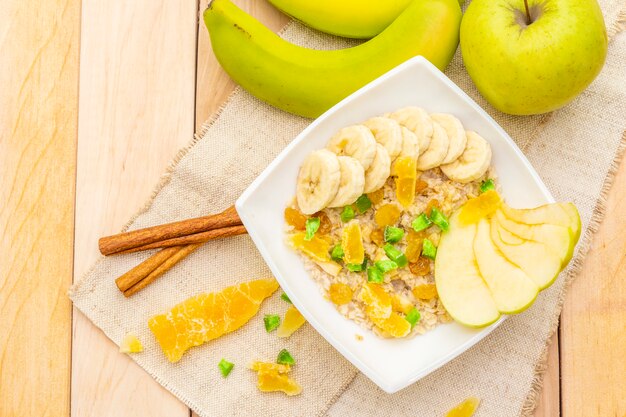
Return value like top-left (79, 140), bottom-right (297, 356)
top-left (195, 0), bottom-right (289, 131)
top-left (533, 334), bottom-right (561, 417)
top-left (560, 147), bottom-right (626, 417)
top-left (0, 0), bottom-right (80, 414)
top-left (71, 0), bottom-right (198, 415)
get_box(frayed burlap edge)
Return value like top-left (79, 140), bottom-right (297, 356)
top-left (70, 7), bottom-right (626, 417)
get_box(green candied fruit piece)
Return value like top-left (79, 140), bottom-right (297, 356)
top-left (405, 308), bottom-right (421, 328)
top-left (264, 314), bottom-right (281, 332)
top-left (429, 207), bottom-right (449, 232)
top-left (382, 243), bottom-right (408, 268)
top-left (367, 267), bottom-right (384, 283)
top-left (412, 213), bottom-right (432, 232)
top-left (383, 226), bottom-right (405, 244)
top-left (479, 178), bottom-right (495, 193)
top-left (340, 205), bottom-right (355, 222)
top-left (218, 358), bottom-right (234, 377)
top-left (304, 217), bottom-right (320, 241)
top-left (331, 245), bottom-right (344, 262)
top-left (354, 194), bottom-right (372, 213)
top-left (422, 238), bottom-right (437, 260)
top-left (276, 349), bottom-right (295, 365)
top-left (374, 259), bottom-right (398, 274)
top-left (280, 293), bottom-right (292, 303)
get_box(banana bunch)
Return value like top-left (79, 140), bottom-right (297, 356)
top-left (203, 0), bottom-right (462, 118)
top-left (267, 0), bottom-right (413, 39)
top-left (296, 108), bottom-right (492, 214)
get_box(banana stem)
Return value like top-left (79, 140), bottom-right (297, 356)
top-left (523, 0), bottom-right (531, 24)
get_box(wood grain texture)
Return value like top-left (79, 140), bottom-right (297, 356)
top-left (71, 0), bottom-right (198, 415)
top-left (0, 0), bottom-right (80, 415)
top-left (560, 149), bottom-right (626, 417)
top-left (533, 335), bottom-right (560, 417)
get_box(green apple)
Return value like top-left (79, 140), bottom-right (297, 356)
top-left (473, 219), bottom-right (539, 314)
top-left (500, 202), bottom-right (581, 245)
top-left (435, 213), bottom-right (501, 327)
top-left (460, 0), bottom-right (608, 115)
top-left (490, 216), bottom-right (562, 289)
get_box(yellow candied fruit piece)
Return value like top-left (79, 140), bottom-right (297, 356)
top-left (119, 333), bottom-right (143, 353)
top-left (277, 305), bottom-right (306, 338)
top-left (413, 283), bottom-right (438, 300)
top-left (341, 221), bottom-right (365, 265)
top-left (358, 283), bottom-right (392, 320)
top-left (391, 293), bottom-right (414, 314)
top-left (257, 371), bottom-right (302, 396)
top-left (249, 361), bottom-right (291, 374)
top-left (458, 190), bottom-right (502, 225)
top-left (289, 232), bottom-right (331, 263)
top-left (369, 228), bottom-right (385, 247)
top-left (284, 207), bottom-right (307, 230)
top-left (329, 283), bottom-right (354, 305)
top-left (415, 179), bottom-right (428, 194)
top-left (405, 239), bottom-right (423, 263)
top-left (373, 312), bottom-right (411, 338)
top-left (394, 157), bottom-right (417, 208)
top-left (446, 397), bottom-right (481, 417)
top-left (367, 188), bottom-right (385, 205)
top-left (374, 204), bottom-right (402, 227)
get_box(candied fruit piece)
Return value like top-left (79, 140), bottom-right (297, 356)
top-left (446, 397), bottom-right (480, 417)
top-left (284, 207), bottom-right (307, 230)
top-left (374, 204), bottom-right (402, 227)
top-left (405, 239), bottom-right (423, 263)
top-left (369, 228), bottom-right (385, 247)
top-left (329, 283), bottom-right (353, 305)
top-left (413, 283), bottom-right (438, 300)
top-left (288, 233), bottom-right (331, 263)
top-left (277, 305), bottom-right (306, 338)
top-left (257, 371), bottom-right (302, 396)
top-left (458, 190), bottom-right (502, 225)
top-left (249, 361), bottom-right (291, 374)
top-left (391, 293), bottom-right (414, 314)
top-left (373, 312), bottom-right (411, 338)
top-left (119, 333), bottom-right (143, 353)
top-left (367, 189), bottom-right (384, 205)
top-left (406, 229), bottom-right (425, 244)
top-left (358, 283), bottom-right (392, 320)
top-left (341, 222), bottom-right (365, 265)
top-left (415, 179), bottom-right (428, 194)
top-left (409, 257), bottom-right (431, 276)
top-left (313, 211), bottom-right (333, 235)
top-left (394, 156), bottom-right (417, 207)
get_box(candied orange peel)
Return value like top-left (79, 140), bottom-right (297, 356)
top-left (249, 360), bottom-right (302, 396)
top-left (394, 156), bottom-right (417, 207)
top-left (288, 232), bottom-right (332, 262)
top-left (458, 190), bottom-right (502, 225)
top-left (341, 221), bottom-right (365, 265)
top-left (277, 305), bottom-right (306, 338)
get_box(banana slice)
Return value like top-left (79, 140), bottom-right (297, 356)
top-left (296, 149), bottom-right (341, 214)
top-left (326, 125), bottom-right (377, 170)
top-left (387, 107), bottom-right (433, 156)
top-left (363, 143), bottom-right (391, 193)
top-left (391, 127), bottom-right (419, 175)
top-left (362, 117), bottom-right (403, 162)
top-left (416, 120), bottom-right (450, 171)
top-left (440, 131), bottom-right (492, 183)
top-left (430, 113), bottom-right (467, 165)
top-left (327, 156), bottom-right (365, 208)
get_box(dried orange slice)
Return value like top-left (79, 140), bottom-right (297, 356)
top-left (328, 283), bottom-right (353, 305)
top-left (148, 279), bottom-right (279, 362)
top-left (358, 283), bottom-right (392, 320)
top-left (458, 190), bottom-right (502, 225)
top-left (277, 305), bottom-right (306, 338)
top-left (446, 397), bottom-right (480, 417)
top-left (288, 232), bottom-right (332, 262)
top-left (119, 333), bottom-right (143, 353)
top-left (394, 156), bottom-right (417, 207)
top-left (373, 312), bottom-right (411, 338)
top-left (250, 361), bottom-right (302, 396)
top-left (374, 204), bottom-right (402, 227)
top-left (341, 221), bottom-right (365, 265)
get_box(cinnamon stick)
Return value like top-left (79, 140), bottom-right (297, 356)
top-left (99, 205), bottom-right (241, 256)
top-left (115, 246), bottom-right (182, 293)
top-left (116, 224), bottom-right (247, 254)
top-left (121, 243), bottom-right (202, 297)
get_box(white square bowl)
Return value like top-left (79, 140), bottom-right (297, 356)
top-left (236, 56), bottom-right (554, 393)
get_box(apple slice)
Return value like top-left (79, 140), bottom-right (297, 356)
top-left (473, 219), bottom-right (539, 314)
top-left (500, 202), bottom-right (581, 242)
top-left (435, 213), bottom-right (500, 328)
top-left (495, 210), bottom-right (571, 265)
top-left (489, 216), bottom-right (562, 289)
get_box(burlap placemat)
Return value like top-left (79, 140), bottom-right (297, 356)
top-left (70, 2), bottom-right (626, 415)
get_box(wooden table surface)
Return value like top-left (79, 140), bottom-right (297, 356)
top-left (1, 0), bottom-right (625, 415)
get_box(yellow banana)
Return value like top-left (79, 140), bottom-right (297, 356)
top-left (267, 0), bottom-right (413, 39)
top-left (203, 0), bottom-right (461, 118)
